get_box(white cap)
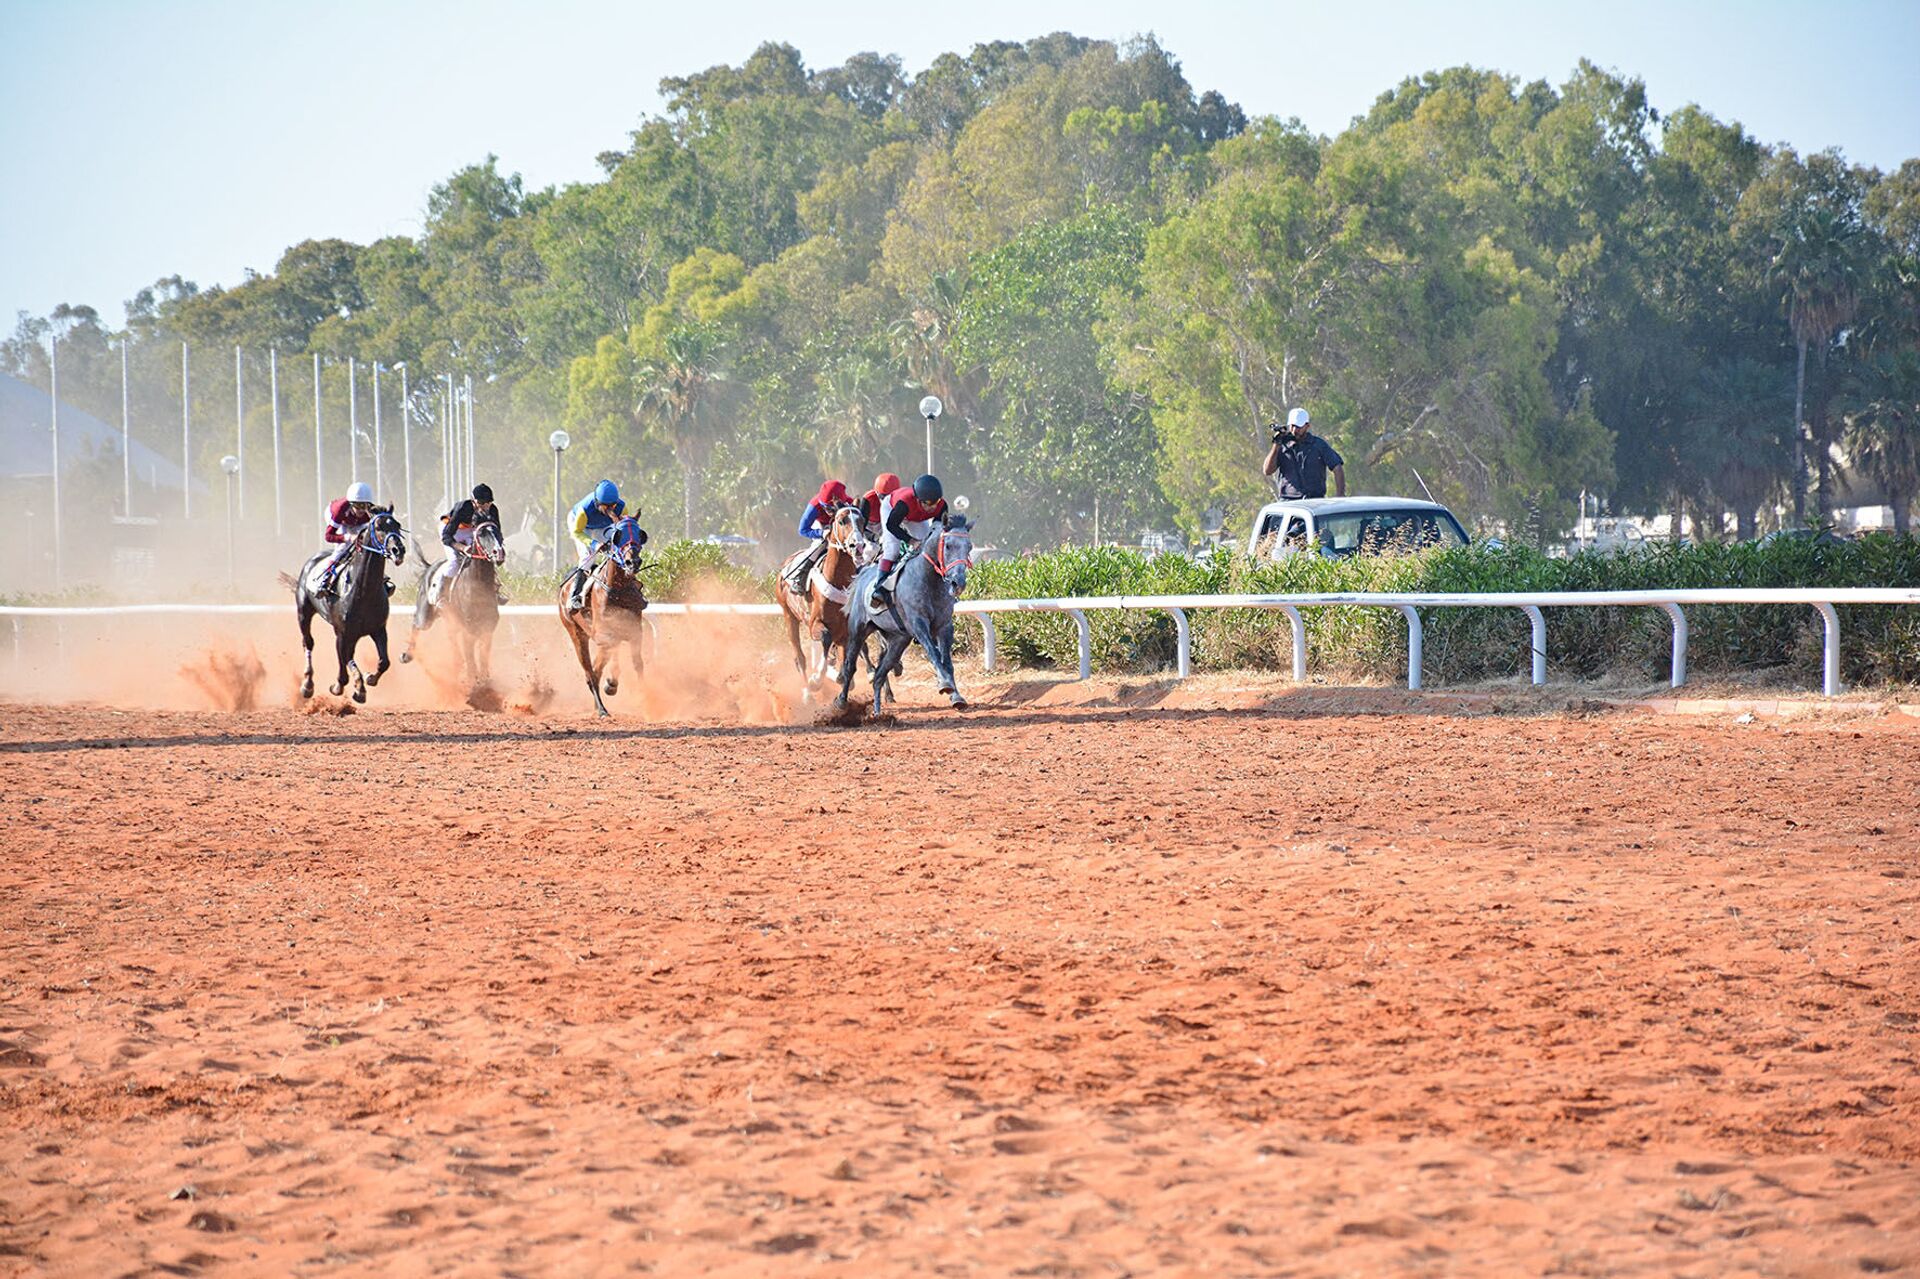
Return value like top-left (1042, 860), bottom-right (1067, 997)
top-left (1286, 408), bottom-right (1311, 428)
top-left (346, 481), bottom-right (374, 503)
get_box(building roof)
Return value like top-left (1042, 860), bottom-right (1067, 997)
top-left (0, 370), bottom-right (199, 492)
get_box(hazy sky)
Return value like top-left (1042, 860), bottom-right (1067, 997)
top-left (3, 0), bottom-right (1916, 327)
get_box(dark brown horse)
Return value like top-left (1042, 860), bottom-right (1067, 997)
top-left (557, 517), bottom-right (648, 717)
top-left (775, 506), bottom-right (871, 702)
top-left (405, 521), bottom-right (504, 687)
top-left (287, 508), bottom-right (408, 704)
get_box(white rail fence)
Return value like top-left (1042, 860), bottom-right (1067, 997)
top-left (5, 588), bottom-right (1918, 696)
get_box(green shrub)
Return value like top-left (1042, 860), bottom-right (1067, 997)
top-left (497, 538), bottom-right (770, 605)
top-left (961, 536), bottom-right (1920, 686)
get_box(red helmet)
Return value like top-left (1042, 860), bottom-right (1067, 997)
top-left (871, 472), bottom-right (902, 497)
top-left (816, 479), bottom-right (850, 507)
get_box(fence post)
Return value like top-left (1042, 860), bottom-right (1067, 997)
top-left (1659, 602), bottom-right (1687, 688)
top-left (1396, 605), bottom-right (1423, 690)
top-left (1522, 605), bottom-right (1546, 685)
top-left (1813, 602), bottom-right (1841, 695)
top-left (1280, 604), bottom-right (1307, 681)
top-left (977, 613), bottom-right (997, 674)
top-left (1065, 608), bottom-right (1090, 681)
top-left (1167, 607), bottom-right (1190, 678)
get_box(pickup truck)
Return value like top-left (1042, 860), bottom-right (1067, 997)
top-left (1247, 496), bottom-right (1469, 560)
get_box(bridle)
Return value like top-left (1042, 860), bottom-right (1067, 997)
top-left (923, 529), bottom-right (971, 580)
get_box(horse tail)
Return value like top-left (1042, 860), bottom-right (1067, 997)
top-left (277, 571), bottom-right (300, 592)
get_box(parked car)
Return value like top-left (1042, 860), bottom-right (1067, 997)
top-left (1247, 496), bottom-right (1469, 561)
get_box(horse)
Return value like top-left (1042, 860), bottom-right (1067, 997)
top-left (834, 516), bottom-right (972, 718)
top-left (775, 506), bottom-right (872, 701)
top-left (557, 517), bottom-right (648, 717)
top-left (287, 508), bottom-right (408, 704)
top-left (404, 521), bottom-right (504, 686)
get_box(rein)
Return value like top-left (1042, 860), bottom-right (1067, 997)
top-left (922, 530), bottom-right (971, 578)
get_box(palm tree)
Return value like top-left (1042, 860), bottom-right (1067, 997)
top-left (812, 351), bottom-right (896, 477)
top-left (1766, 170), bottom-right (1869, 523)
top-left (634, 323), bottom-right (729, 540)
top-left (1842, 346), bottom-right (1920, 535)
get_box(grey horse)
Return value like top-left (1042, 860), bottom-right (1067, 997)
top-left (834, 517), bottom-right (972, 717)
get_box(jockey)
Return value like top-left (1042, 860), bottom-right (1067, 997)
top-left (858, 472), bottom-right (903, 531)
top-left (318, 481), bottom-right (377, 595)
top-left (434, 483), bottom-right (506, 604)
top-left (872, 473), bottom-right (947, 606)
top-left (567, 479), bottom-right (643, 610)
top-left (782, 479), bottom-right (853, 592)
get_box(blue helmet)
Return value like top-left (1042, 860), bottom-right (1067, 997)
top-left (912, 474), bottom-right (943, 505)
top-left (593, 479), bottom-right (621, 506)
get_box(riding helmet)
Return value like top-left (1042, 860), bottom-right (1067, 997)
top-left (346, 481), bottom-right (374, 504)
top-left (872, 472), bottom-right (902, 497)
top-left (472, 483), bottom-right (494, 503)
top-left (912, 474), bottom-right (943, 505)
top-left (594, 479), bottom-right (621, 505)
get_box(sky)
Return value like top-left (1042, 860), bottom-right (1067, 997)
top-left (3, 0), bottom-right (1917, 328)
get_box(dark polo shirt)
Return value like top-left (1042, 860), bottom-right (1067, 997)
top-left (1274, 433), bottom-right (1344, 499)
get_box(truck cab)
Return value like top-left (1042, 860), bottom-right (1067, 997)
top-left (1247, 496), bottom-right (1470, 560)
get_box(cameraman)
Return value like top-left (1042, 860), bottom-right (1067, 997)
top-left (1262, 407), bottom-right (1346, 498)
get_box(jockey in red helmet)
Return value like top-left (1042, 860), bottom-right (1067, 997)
top-left (781, 479), bottom-right (855, 592)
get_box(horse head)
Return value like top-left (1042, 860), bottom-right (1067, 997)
top-left (472, 522), bottom-right (507, 564)
top-left (925, 520), bottom-right (973, 598)
top-left (827, 506), bottom-right (870, 561)
top-left (607, 517), bottom-right (647, 576)
top-left (368, 508), bottom-right (407, 566)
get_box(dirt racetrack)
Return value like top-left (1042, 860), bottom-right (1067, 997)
top-left (3, 678), bottom-right (1919, 1276)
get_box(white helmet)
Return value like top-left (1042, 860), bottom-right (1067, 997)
top-left (1286, 408), bottom-right (1311, 428)
top-left (346, 481), bottom-right (374, 503)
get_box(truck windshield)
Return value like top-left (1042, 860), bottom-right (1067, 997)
top-left (1317, 510), bottom-right (1468, 556)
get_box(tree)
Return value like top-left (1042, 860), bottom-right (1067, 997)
top-left (634, 322), bottom-right (731, 539)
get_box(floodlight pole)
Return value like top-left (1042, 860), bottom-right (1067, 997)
top-left (398, 364), bottom-right (413, 528)
top-left (234, 345), bottom-right (245, 519)
top-left (372, 361), bottom-right (384, 496)
top-left (270, 347), bottom-right (283, 537)
top-left (347, 357), bottom-right (359, 482)
top-left (120, 340), bottom-right (132, 516)
top-left (312, 354), bottom-right (324, 532)
top-left (181, 342), bottom-right (191, 519)
top-left (549, 430), bottom-right (571, 574)
top-left (50, 334), bottom-right (62, 590)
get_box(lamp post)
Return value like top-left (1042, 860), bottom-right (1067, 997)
top-left (270, 347), bottom-right (283, 538)
top-left (312, 354), bottom-right (324, 536)
top-left (347, 357), bottom-right (359, 481)
top-left (120, 339), bottom-right (132, 517)
top-left (234, 346), bottom-right (245, 519)
top-left (181, 341), bottom-right (191, 519)
top-left (549, 429), bottom-right (570, 574)
top-left (919, 395), bottom-right (942, 477)
top-left (372, 362), bottom-right (384, 497)
top-left (220, 454), bottom-right (240, 592)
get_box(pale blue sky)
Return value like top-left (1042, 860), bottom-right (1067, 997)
top-left (3, 0), bottom-right (1916, 327)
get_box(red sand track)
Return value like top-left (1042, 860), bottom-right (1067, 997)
top-left (2, 687), bottom-right (1918, 1276)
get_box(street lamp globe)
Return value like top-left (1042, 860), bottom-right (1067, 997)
top-left (549, 429), bottom-right (571, 452)
top-left (953, 495), bottom-right (971, 513)
top-left (919, 395), bottom-right (942, 420)
top-left (220, 454), bottom-right (240, 475)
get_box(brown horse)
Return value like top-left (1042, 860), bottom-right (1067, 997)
top-left (556, 518), bottom-right (648, 717)
top-left (775, 506), bottom-right (870, 701)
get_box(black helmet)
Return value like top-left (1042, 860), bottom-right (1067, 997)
top-left (912, 474), bottom-right (943, 504)
top-left (472, 483), bottom-right (494, 503)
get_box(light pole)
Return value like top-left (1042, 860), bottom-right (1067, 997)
top-left (919, 395), bottom-right (942, 477)
top-left (181, 341), bottom-right (191, 519)
top-left (120, 339), bottom-right (132, 517)
top-left (397, 363), bottom-right (413, 528)
top-left (220, 454), bottom-right (240, 592)
top-left (312, 354), bottom-right (324, 535)
top-left (270, 347), bottom-right (283, 538)
top-left (549, 429), bottom-right (570, 574)
top-left (234, 345), bottom-right (245, 520)
top-left (49, 332), bottom-right (62, 590)
top-left (372, 361), bottom-right (384, 496)
top-left (347, 357), bottom-right (359, 481)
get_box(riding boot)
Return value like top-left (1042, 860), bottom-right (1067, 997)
top-left (870, 562), bottom-right (895, 607)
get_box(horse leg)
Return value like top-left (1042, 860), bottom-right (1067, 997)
top-left (872, 631), bottom-right (911, 718)
top-left (565, 620), bottom-right (608, 717)
top-left (601, 643), bottom-right (620, 698)
top-left (298, 600), bottom-right (316, 699)
top-left (366, 627), bottom-right (391, 686)
top-left (329, 629), bottom-right (351, 697)
top-left (782, 602), bottom-right (808, 685)
top-left (833, 621), bottom-right (869, 711)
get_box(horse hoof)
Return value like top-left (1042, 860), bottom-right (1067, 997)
top-left (400, 652), bottom-right (413, 664)
top-left (300, 683), bottom-right (313, 700)
top-left (604, 679), bottom-right (619, 696)
top-left (328, 684), bottom-right (343, 696)
top-left (352, 687), bottom-right (367, 705)
top-left (950, 697), bottom-right (969, 710)
top-left (366, 673), bottom-right (382, 687)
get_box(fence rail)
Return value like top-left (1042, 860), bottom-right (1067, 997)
top-left (6, 588), bottom-right (1919, 696)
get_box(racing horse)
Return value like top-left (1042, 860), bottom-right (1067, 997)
top-left (775, 506), bottom-right (871, 701)
top-left (287, 508), bottom-right (408, 703)
top-left (835, 516), bottom-right (972, 718)
top-left (557, 516), bottom-right (648, 717)
top-left (404, 521), bottom-right (505, 686)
